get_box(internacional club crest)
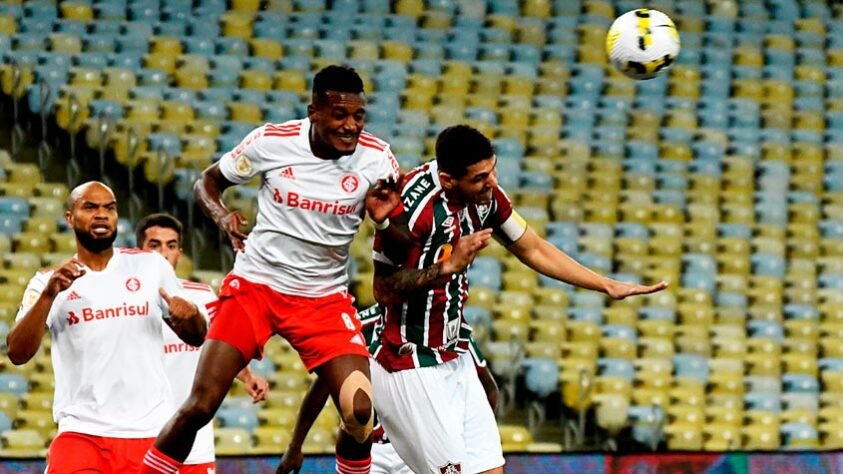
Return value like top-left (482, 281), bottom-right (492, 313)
top-left (340, 174), bottom-right (359, 194)
top-left (125, 277), bottom-right (141, 292)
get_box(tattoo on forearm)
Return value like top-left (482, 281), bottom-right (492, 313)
top-left (378, 263), bottom-right (443, 295)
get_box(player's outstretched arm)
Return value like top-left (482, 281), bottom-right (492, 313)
top-left (160, 289), bottom-right (207, 347)
top-left (507, 227), bottom-right (668, 299)
top-left (373, 229), bottom-right (493, 306)
top-left (194, 163), bottom-right (249, 252)
top-left (277, 377), bottom-right (331, 474)
top-left (7, 259), bottom-right (85, 364)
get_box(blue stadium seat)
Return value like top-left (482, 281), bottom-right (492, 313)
top-left (523, 358), bottom-right (559, 399)
top-left (0, 374), bottom-right (28, 396)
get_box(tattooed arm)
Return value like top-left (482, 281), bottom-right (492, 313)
top-left (373, 229), bottom-right (493, 306)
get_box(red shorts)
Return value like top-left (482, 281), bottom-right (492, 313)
top-left (206, 274), bottom-right (369, 371)
top-left (47, 432), bottom-right (154, 473)
top-left (180, 461), bottom-right (215, 473)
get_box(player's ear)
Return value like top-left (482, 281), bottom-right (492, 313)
top-left (64, 210), bottom-right (73, 228)
top-left (306, 103), bottom-right (316, 118)
top-left (439, 171), bottom-right (455, 191)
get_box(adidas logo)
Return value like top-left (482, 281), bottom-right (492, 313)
top-left (349, 334), bottom-right (366, 347)
top-left (66, 291), bottom-right (81, 301)
top-left (279, 167), bottom-right (296, 180)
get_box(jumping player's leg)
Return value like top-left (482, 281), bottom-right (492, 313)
top-left (316, 354), bottom-right (375, 469)
top-left (142, 294), bottom-right (262, 473)
top-left (145, 339), bottom-right (248, 467)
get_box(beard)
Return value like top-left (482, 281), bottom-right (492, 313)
top-left (74, 227), bottom-right (117, 253)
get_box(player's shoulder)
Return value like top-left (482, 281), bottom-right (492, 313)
top-left (180, 279), bottom-right (214, 294)
top-left (401, 162), bottom-right (441, 212)
top-left (261, 119), bottom-right (305, 140)
top-left (357, 131), bottom-right (390, 153)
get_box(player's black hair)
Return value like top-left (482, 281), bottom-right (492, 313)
top-left (312, 65), bottom-right (364, 103)
top-left (135, 213), bottom-right (183, 247)
top-left (435, 125), bottom-right (495, 179)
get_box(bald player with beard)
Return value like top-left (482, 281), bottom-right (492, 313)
top-left (7, 181), bottom-right (207, 474)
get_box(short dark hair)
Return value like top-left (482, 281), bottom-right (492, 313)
top-left (312, 65), bottom-right (364, 102)
top-left (435, 125), bottom-right (495, 179)
top-left (135, 213), bottom-right (183, 247)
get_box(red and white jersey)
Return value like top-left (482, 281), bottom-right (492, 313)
top-left (15, 249), bottom-right (187, 438)
top-left (161, 280), bottom-right (216, 464)
top-left (218, 118), bottom-right (400, 297)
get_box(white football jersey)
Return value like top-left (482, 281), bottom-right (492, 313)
top-left (16, 249), bottom-right (186, 438)
top-left (218, 118), bottom-right (400, 297)
top-left (161, 280), bottom-right (216, 464)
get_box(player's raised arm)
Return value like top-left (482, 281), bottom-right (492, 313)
top-left (7, 259), bottom-right (85, 364)
top-left (372, 228), bottom-right (493, 306)
top-left (506, 225), bottom-right (668, 299)
top-left (160, 289), bottom-right (207, 347)
top-left (194, 163), bottom-right (249, 252)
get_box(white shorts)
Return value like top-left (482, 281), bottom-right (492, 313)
top-left (372, 442), bottom-right (412, 474)
top-left (371, 353), bottom-right (505, 474)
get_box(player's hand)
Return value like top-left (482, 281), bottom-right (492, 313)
top-left (365, 176), bottom-right (402, 224)
top-left (245, 375), bottom-right (270, 403)
top-left (441, 229), bottom-right (493, 275)
top-left (276, 445), bottom-right (303, 474)
top-left (159, 289), bottom-right (199, 322)
top-left (604, 279), bottom-right (669, 300)
top-left (217, 210), bottom-right (249, 252)
top-left (44, 258), bottom-right (86, 297)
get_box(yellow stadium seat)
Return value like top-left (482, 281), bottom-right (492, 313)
top-left (149, 36), bottom-right (182, 56)
top-left (228, 102), bottom-right (263, 123)
top-left (215, 428), bottom-right (253, 455)
top-left (273, 70), bottom-right (307, 92)
top-left (174, 68), bottom-right (209, 90)
top-left (220, 12), bottom-right (254, 39)
top-left (241, 70), bottom-right (273, 91)
top-left (499, 425), bottom-right (533, 452)
top-left (0, 14), bottom-right (15, 36)
top-left (251, 427), bottom-right (291, 454)
top-left (381, 41), bottom-right (414, 62)
top-left (49, 33), bottom-right (82, 54)
top-left (0, 429), bottom-right (47, 457)
top-left (60, 2), bottom-right (94, 21)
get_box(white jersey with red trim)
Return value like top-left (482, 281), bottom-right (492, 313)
top-left (15, 249), bottom-right (186, 438)
top-left (162, 280), bottom-right (216, 464)
top-left (217, 118), bottom-right (399, 297)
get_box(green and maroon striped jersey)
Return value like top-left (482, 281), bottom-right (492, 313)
top-left (371, 161), bottom-right (526, 371)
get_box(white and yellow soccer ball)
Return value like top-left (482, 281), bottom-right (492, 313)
top-left (606, 8), bottom-right (681, 80)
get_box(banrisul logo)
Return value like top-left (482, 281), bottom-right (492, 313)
top-left (66, 302), bottom-right (149, 325)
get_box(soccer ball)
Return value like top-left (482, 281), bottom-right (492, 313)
top-left (606, 9), bottom-right (681, 80)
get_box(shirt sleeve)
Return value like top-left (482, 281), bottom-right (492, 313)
top-left (372, 182), bottom-right (432, 268)
top-left (468, 335), bottom-right (487, 368)
top-left (217, 124), bottom-right (275, 184)
top-left (15, 273), bottom-right (49, 326)
top-left (488, 185), bottom-right (528, 246)
top-left (156, 255), bottom-right (187, 319)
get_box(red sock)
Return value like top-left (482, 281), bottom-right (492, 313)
top-left (140, 446), bottom-right (182, 474)
top-left (336, 454), bottom-right (371, 474)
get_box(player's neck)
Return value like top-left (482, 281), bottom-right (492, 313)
top-left (308, 125), bottom-right (343, 160)
top-left (76, 246), bottom-right (114, 271)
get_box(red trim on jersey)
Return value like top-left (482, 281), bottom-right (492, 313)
top-left (181, 281), bottom-right (213, 292)
top-left (118, 248), bottom-right (150, 254)
top-left (360, 131), bottom-right (387, 147)
top-left (265, 123), bottom-right (301, 132)
top-left (264, 132), bottom-right (300, 138)
top-left (357, 136), bottom-right (385, 152)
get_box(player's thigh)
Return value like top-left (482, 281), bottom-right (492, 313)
top-left (463, 373), bottom-right (505, 473)
top-left (178, 462), bottom-right (215, 474)
top-left (46, 432), bottom-right (107, 473)
top-left (274, 293), bottom-right (369, 372)
top-left (370, 360), bottom-right (467, 474)
top-left (371, 443), bottom-right (413, 474)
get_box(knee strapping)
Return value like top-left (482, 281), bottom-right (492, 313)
top-left (338, 370), bottom-right (373, 443)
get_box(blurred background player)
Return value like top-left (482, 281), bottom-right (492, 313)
top-left (6, 182), bottom-right (206, 473)
top-left (142, 65), bottom-right (402, 474)
top-left (135, 212), bottom-right (270, 473)
top-left (370, 125), bottom-right (669, 474)
top-left (275, 304), bottom-right (499, 474)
